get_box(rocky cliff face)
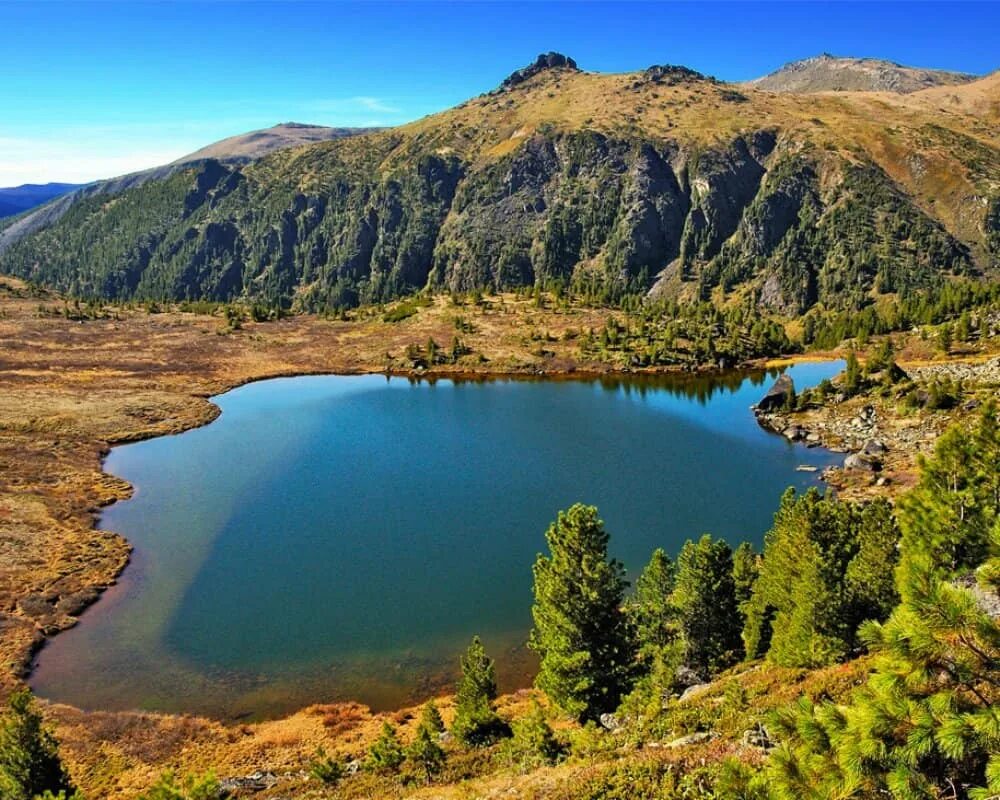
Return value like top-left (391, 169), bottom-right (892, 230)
top-left (2, 55), bottom-right (997, 311)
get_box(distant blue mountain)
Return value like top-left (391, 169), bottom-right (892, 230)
top-left (0, 182), bottom-right (83, 218)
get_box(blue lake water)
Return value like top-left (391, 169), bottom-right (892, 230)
top-left (30, 362), bottom-right (843, 719)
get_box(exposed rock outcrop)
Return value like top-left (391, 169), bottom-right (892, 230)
top-left (747, 53), bottom-right (977, 94)
top-left (500, 52), bottom-right (579, 90)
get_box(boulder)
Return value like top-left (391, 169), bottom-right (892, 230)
top-left (757, 373), bottom-right (795, 412)
top-left (844, 453), bottom-right (881, 472)
top-left (783, 426), bottom-right (805, 441)
top-left (599, 712), bottom-right (624, 732)
top-left (862, 439), bottom-right (887, 456)
top-left (678, 682), bottom-right (713, 703)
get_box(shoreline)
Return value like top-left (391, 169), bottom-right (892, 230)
top-left (22, 359), bottom-right (828, 723)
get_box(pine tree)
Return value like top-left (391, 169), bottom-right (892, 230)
top-left (731, 541), bottom-right (759, 622)
top-left (938, 322), bottom-right (954, 354)
top-left (365, 721), bottom-right (405, 774)
top-left (508, 699), bottom-right (562, 770)
top-left (763, 414), bottom-right (1000, 800)
top-left (406, 721), bottom-right (444, 782)
top-left (896, 405), bottom-right (1000, 577)
top-left (766, 527), bottom-right (1000, 800)
top-left (0, 689), bottom-right (74, 800)
top-left (135, 771), bottom-right (219, 800)
top-left (452, 637), bottom-right (507, 746)
top-left (308, 748), bottom-right (344, 786)
top-left (742, 489), bottom-right (899, 667)
top-left (843, 348), bottom-right (863, 396)
top-left (418, 700), bottom-right (444, 737)
top-left (629, 547), bottom-right (677, 659)
top-left (673, 534), bottom-right (743, 677)
top-left (529, 504), bottom-right (635, 722)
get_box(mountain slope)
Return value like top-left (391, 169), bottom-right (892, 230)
top-left (0, 123), bottom-right (372, 248)
top-left (0, 182), bottom-right (82, 218)
top-left (2, 55), bottom-right (998, 314)
top-left (747, 53), bottom-right (978, 94)
top-left (170, 122), bottom-right (379, 165)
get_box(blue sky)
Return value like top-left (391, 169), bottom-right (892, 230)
top-left (2, 1), bottom-right (998, 185)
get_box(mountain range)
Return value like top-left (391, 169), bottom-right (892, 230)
top-left (2, 52), bottom-right (997, 314)
top-left (0, 183), bottom-right (82, 219)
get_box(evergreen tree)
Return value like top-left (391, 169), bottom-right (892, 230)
top-left (938, 322), bottom-right (954, 354)
top-left (629, 547), bottom-right (677, 660)
top-left (418, 700), bottom-right (444, 737)
top-left (765, 519), bottom-right (1000, 800)
top-left (760, 412), bottom-right (1000, 799)
top-left (507, 699), bottom-right (562, 770)
top-left (843, 349), bottom-right (863, 396)
top-left (896, 405), bottom-right (1000, 577)
top-left (308, 748), bottom-right (344, 786)
top-left (406, 722), bottom-right (444, 782)
top-left (530, 504), bottom-right (635, 722)
top-left (956, 310), bottom-right (973, 342)
top-left (136, 771), bottom-right (219, 800)
top-left (673, 534), bottom-right (743, 677)
top-left (365, 721), bottom-right (405, 774)
top-left (843, 499), bottom-right (901, 627)
top-left (0, 689), bottom-right (74, 800)
top-left (731, 542), bottom-right (759, 622)
top-left (742, 490), bottom-right (899, 666)
top-left (452, 637), bottom-right (507, 746)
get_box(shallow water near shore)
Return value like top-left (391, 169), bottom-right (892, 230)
top-left (31, 363), bottom-right (842, 719)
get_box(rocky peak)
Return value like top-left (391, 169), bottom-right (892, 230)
top-left (747, 53), bottom-right (976, 94)
top-left (500, 52), bottom-right (579, 90)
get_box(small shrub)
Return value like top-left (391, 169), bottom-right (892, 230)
top-left (365, 721), bottom-right (404, 774)
top-left (308, 747), bottom-right (344, 785)
top-left (135, 770), bottom-right (219, 800)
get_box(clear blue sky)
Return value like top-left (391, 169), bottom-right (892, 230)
top-left (2, 1), bottom-right (998, 185)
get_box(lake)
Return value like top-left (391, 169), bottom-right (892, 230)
top-left (30, 362), bottom-right (843, 719)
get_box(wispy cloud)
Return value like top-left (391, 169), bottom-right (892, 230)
top-left (305, 96), bottom-right (403, 116)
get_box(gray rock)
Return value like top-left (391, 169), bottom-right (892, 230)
top-left (953, 573), bottom-right (1000, 620)
top-left (741, 724), bottom-right (774, 750)
top-left (500, 53), bottom-right (579, 90)
top-left (678, 683), bottom-right (713, 702)
top-left (862, 439), bottom-right (887, 456)
top-left (599, 712), bottom-right (624, 732)
top-left (675, 665), bottom-right (705, 687)
top-left (666, 731), bottom-right (717, 748)
top-left (844, 453), bottom-right (881, 472)
top-left (219, 771), bottom-right (278, 793)
top-left (784, 426), bottom-right (805, 441)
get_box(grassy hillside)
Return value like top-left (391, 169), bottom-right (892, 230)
top-left (1, 56), bottom-right (998, 316)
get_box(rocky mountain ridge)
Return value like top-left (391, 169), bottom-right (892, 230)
top-left (747, 53), bottom-right (978, 94)
top-left (1, 54), bottom-right (998, 313)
